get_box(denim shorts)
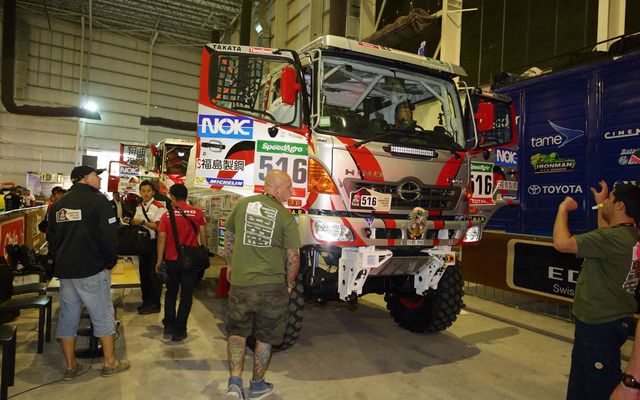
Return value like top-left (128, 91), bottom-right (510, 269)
top-left (227, 283), bottom-right (289, 345)
top-left (56, 269), bottom-right (116, 339)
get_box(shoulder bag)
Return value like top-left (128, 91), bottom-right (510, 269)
top-left (117, 205), bottom-right (153, 255)
top-left (168, 205), bottom-right (210, 271)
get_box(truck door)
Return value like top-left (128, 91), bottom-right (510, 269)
top-left (194, 44), bottom-right (309, 208)
top-left (465, 89), bottom-right (518, 226)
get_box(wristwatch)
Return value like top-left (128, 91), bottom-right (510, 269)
top-left (622, 373), bottom-right (640, 389)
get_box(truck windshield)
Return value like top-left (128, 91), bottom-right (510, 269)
top-left (319, 56), bottom-right (464, 151)
top-left (209, 52), bottom-right (300, 126)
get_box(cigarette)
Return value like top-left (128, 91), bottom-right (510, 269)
top-left (591, 204), bottom-right (603, 210)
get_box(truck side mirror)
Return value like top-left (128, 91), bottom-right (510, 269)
top-left (281, 66), bottom-right (301, 105)
top-left (474, 102), bottom-right (495, 132)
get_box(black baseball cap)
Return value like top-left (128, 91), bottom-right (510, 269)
top-left (71, 165), bottom-right (105, 183)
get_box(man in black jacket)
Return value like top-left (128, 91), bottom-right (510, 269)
top-left (47, 166), bottom-right (130, 380)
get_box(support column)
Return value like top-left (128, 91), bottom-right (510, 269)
top-left (359, 0), bottom-right (376, 40)
top-left (273, 0), bottom-right (287, 48)
top-left (310, 0), bottom-right (325, 41)
top-left (239, 0), bottom-right (252, 46)
top-left (440, 0), bottom-right (463, 65)
top-left (144, 31), bottom-right (157, 145)
top-left (596, 0), bottom-right (626, 51)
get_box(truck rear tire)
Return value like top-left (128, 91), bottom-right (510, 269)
top-left (384, 263), bottom-right (464, 333)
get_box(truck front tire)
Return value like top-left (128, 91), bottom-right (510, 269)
top-left (277, 275), bottom-right (305, 351)
top-left (384, 263), bottom-right (464, 333)
top-left (246, 274), bottom-right (304, 352)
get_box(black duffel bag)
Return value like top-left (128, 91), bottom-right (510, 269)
top-left (169, 206), bottom-right (210, 271)
top-left (117, 225), bottom-right (151, 256)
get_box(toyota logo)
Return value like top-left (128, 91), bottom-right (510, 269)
top-left (528, 185), bottom-right (541, 195)
top-left (397, 181), bottom-right (421, 201)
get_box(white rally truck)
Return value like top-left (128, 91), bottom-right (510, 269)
top-left (193, 36), bottom-right (517, 349)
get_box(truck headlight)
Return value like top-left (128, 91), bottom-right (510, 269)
top-left (312, 220), bottom-right (355, 242)
top-left (463, 226), bottom-right (482, 243)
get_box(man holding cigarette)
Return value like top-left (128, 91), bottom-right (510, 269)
top-left (553, 181), bottom-right (640, 400)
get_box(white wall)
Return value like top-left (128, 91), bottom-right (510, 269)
top-left (0, 12), bottom-right (202, 186)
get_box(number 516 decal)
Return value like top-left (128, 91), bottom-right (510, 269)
top-left (254, 140), bottom-right (308, 199)
top-left (470, 162), bottom-right (495, 205)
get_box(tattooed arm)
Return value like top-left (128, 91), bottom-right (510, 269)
top-left (224, 231), bottom-right (235, 282)
top-left (285, 248), bottom-right (300, 294)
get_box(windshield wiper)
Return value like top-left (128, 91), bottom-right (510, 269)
top-left (353, 127), bottom-right (395, 148)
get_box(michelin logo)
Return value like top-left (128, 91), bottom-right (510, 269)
top-left (206, 178), bottom-right (244, 187)
top-left (199, 115), bottom-right (253, 139)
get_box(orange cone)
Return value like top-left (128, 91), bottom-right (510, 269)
top-left (215, 267), bottom-right (230, 297)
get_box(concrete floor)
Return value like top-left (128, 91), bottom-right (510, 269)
top-left (4, 264), bottom-right (634, 400)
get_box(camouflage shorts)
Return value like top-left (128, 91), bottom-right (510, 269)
top-left (227, 282), bottom-right (289, 345)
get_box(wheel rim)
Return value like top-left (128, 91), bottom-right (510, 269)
top-left (399, 296), bottom-right (424, 309)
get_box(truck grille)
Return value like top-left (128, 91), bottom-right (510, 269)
top-left (346, 180), bottom-right (461, 210)
top-left (368, 228), bottom-right (457, 240)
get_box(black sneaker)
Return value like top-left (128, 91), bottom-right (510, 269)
top-left (163, 325), bottom-right (173, 336)
top-left (136, 303), bottom-right (149, 311)
top-left (138, 304), bottom-right (161, 315)
top-left (171, 331), bottom-right (187, 341)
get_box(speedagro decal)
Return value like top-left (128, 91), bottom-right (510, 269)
top-left (530, 121), bottom-right (584, 149)
top-left (530, 153), bottom-right (575, 173)
top-left (528, 184), bottom-right (583, 195)
top-left (258, 140), bottom-right (308, 155)
top-left (198, 115), bottom-right (253, 139)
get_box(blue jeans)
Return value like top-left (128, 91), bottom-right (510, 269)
top-left (567, 317), bottom-right (632, 400)
top-left (162, 260), bottom-right (197, 334)
top-left (56, 270), bottom-right (115, 338)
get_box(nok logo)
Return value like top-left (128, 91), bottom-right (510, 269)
top-left (495, 148), bottom-right (518, 166)
top-left (530, 153), bottom-right (575, 173)
top-left (530, 121), bottom-right (584, 149)
top-left (119, 165), bottom-right (140, 175)
top-left (198, 115), bottom-right (253, 139)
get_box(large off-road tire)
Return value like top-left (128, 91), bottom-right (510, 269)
top-left (385, 263), bottom-right (464, 333)
top-left (246, 275), bottom-right (304, 352)
top-left (276, 277), bottom-right (304, 351)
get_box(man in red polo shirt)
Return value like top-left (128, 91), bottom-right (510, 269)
top-left (155, 184), bottom-right (207, 341)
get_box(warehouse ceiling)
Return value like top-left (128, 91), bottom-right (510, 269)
top-left (16, 0), bottom-right (244, 45)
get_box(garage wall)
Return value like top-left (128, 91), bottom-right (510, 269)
top-left (0, 13), bottom-right (202, 186)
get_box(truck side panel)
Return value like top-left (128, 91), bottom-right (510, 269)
top-left (490, 51), bottom-right (640, 236)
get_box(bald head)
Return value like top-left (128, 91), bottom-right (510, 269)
top-left (264, 169), bottom-right (294, 203)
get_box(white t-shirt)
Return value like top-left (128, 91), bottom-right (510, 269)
top-left (134, 199), bottom-right (167, 240)
top-left (24, 194), bottom-right (36, 207)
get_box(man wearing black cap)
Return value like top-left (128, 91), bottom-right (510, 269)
top-left (47, 166), bottom-right (130, 380)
